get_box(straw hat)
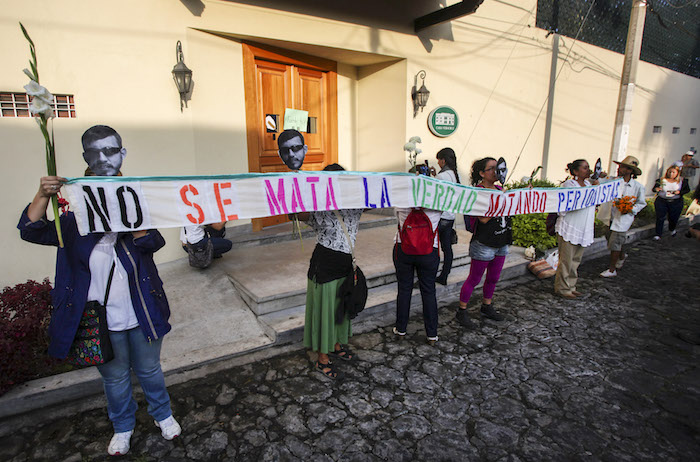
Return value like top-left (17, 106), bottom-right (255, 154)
top-left (613, 155), bottom-right (642, 176)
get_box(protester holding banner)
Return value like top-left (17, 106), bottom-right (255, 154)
top-left (296, 164), bottom-right (362, 379)
top-left (554, 159), bottom-right (599, 299)
top-left (652, 165), bottom-right (689, 240)
top-left (393, 190), bottom-right (443, 344)
top-left (17, 125), bottom-right (180, 456)
top-left (433, 148), bottom-right (460, 285)
top-left (599, 156), bottom-right (645, 277)
top-left (455, 157), bottom-right (510, 328)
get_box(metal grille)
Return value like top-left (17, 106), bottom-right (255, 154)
top-left (0, 92), bottom-right (76, 118)
top-left (536, 0), bottom-right (700, 79)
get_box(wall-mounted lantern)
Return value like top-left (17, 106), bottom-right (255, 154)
top-left (172, 41), bottom-right (193, 111)
top-left (411, 70), bottom-right (430, 118)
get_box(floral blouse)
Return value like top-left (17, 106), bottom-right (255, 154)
top-left (308, 209), bottom-right (363, 254)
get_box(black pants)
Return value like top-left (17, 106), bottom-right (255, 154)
top-left (655, 197), bottom-right (683, 236)
top-left (393, 244), bottom-right (439, 337)
top-left (437, 219), bottom-right (454, 280)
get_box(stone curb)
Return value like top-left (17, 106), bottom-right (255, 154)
top-left (0, 215), bottom-right (696, 436)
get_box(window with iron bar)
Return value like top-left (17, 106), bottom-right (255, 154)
top-left (0, 92), bottom-right (76, 118)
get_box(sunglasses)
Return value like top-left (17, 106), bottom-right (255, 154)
top-left (279, 145), bottom-right (304, 155)
top-left (84, 147), bottom-right (122, 157)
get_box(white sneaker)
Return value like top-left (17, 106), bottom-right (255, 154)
top-left (108, 430), bottom-right (133, 456)
top-left (427, 336), bottom-right (439, 345)
top-left (615, 254), bottom-right (627, 269)
top-left (600, 269), bottom-right (617, 278)
top-left (392, 327), bottom-right (406, 337)
top-left (155, 415), bottom-right (182, 440)
top-left (653, 236), bottom-right (660, 241)
top-left (671, 230), bottom-right (677, 237)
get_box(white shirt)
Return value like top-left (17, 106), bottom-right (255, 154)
top-left (87, 233), bottom-right (139, 332)
top-left (555, 179), bottom-right (596, 247)
top-left (610, 178), bottom-right (646, 232)
top-left (180, 225), bottom-right (205, 245)
top-left (657, 178), bottom-right (682, 200)
top-left (436, 169), bottom-right (457, 221)
top-left (394, 207), bottom-right (441, 248)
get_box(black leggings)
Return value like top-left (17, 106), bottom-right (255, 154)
top-left (437, 219), bottom-right (454, 279)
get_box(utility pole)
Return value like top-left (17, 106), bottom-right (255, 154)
top-left (608, 0), bottom-right (648, 171)
top-left (541, 32), bottom-right (559, 180)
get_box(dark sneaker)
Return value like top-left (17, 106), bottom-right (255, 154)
top-left (455, 309), bottom-right (475, 329)
top-left (480, 304), bottom-right (504, 321)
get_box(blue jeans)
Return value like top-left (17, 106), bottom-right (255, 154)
top-left (97, 328), bottom-right (172, 432)
top-left (393, 244), bottom-right (439, 337)
top-left (182, 237), bottom-right (232, 258)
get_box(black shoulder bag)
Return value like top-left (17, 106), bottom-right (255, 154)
top-left (66, 261), bottom-right (116, 366)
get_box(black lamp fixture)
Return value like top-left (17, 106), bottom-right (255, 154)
top-left (172, 40), bottom-right (193, 111)
top-left (411, 70), bottom-right (430, 118)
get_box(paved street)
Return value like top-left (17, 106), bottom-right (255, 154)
top-left (2, 235), bottom-right (700, 461)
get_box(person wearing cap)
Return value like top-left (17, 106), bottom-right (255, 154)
top-left (681, 151), bottom-right (699, 190)
top-left (600, 156), bottom-right (646, 277)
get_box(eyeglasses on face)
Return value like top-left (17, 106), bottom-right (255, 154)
top-left (84, 147), bottom-right (122, 157)
top-left (482, 166), bottom-right (496, 172)
top-left (279, 145), bottom-right (304, 155)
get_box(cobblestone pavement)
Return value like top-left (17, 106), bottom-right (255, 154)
top-left (3, 236), bottom-right (700, 461)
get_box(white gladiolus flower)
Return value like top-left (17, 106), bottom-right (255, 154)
top-left (24, 81), bottom-right (53, 101)
top-left (29, 97), bottom-right (54, 118)
top-left (409, 136), bottom-right (422, 143)
top-left (415, 148), bottom-right (422, 155)
top-left (23, 68), bottom-right (35, 80)
top-left (404, 142), bottom-right (416, 152)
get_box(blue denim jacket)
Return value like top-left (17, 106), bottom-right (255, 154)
top-left (18, 206), bottom-right (171, 359)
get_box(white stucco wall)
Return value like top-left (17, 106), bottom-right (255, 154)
top-left (1, 0), bottom-right (698, 286)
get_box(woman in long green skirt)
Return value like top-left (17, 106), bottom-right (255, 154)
top-left (296, 165), bottom-right (362, 379)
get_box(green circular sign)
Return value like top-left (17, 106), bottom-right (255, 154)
top-left (428, 106), bottom-right (459, 137)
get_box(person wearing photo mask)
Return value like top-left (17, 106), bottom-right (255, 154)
top-left (278, 129), bottom-right (308, 171)
top-left (17, 125), bottom-right (180, 457)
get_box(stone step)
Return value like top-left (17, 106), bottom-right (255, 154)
top-left (224, 224), bottom-right (475, 316)
top-left (258, 250), bottom-right (532, 345)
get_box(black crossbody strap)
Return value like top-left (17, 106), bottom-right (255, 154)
top-left (103, 260), bottom-right (117, 307)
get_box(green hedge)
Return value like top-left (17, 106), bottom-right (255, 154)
top-left (511, 213), bottom-right (557, 250)
top-left (506, 179), bottom-right (558, 250)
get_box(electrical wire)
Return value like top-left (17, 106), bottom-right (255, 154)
top-left (505, 0), bottom-right (598, 182)
top-left (457, 5), bottom-right (536, 164)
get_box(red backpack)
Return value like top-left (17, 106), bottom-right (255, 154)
top-left (399, 209), bottom-right (437, 255)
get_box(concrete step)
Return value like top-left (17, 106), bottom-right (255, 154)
top-left (258, 246), bottom-right (532, 345)
top-left (224, 224), bottom-right (475, 316)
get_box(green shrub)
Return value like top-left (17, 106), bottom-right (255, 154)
top-left (631, 199), bottom-right (656, 228)
top-left (511, 213), bottom-right (557, 250)
top-left (507, 178), bottom-right (558, 250)
top-left (506, 178), bottom-right (558, 190)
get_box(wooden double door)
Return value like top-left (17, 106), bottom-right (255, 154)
top-left (242, 43), bottom-right (338, 230)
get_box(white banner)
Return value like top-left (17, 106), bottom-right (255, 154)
top-left (61, 172), bottom-right (622, 235)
